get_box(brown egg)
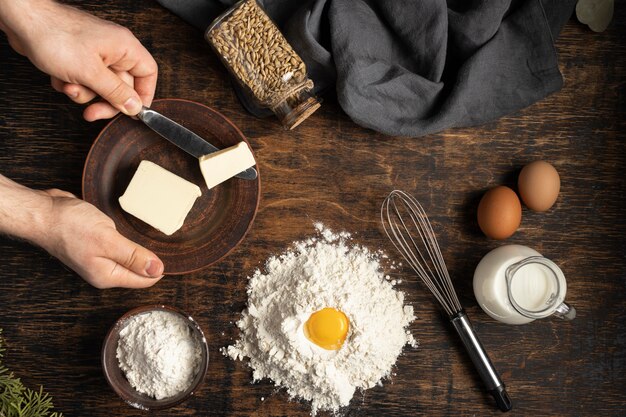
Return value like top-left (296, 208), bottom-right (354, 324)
top-left (518, 161), bottom-right (560, 212)
top-left (477, 186), bottom-right (522, 240)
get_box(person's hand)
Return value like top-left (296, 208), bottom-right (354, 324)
top-left (0, 0), bottom-right (157, 121)
top-left (38, 189), bottom-right (164, 289)
top-left (0, 174), bottom-right (163, 289)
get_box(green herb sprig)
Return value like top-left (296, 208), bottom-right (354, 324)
top-left (0, 329), bottom-right (63, 417)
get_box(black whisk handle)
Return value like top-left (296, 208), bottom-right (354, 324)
top-left (490, 385), bottom-right (513, 413)
top-left (451, 311), bottom-right (513, 412)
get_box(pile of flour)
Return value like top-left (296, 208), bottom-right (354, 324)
top-left (117, 310), bottom-right (203, 400)
top-left (226, 223), bottom-right (416, 414)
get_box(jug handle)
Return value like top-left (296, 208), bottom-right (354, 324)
top-left (553, 302), bottom-right (576, 320)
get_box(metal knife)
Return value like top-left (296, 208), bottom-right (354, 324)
top-left (136, 106), bottom-right (257, 180)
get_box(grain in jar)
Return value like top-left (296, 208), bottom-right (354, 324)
top-left (205, 0), bottom-right (320, 129)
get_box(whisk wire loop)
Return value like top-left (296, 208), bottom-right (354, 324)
top-left (390, 200), bottom-right (451, 313)
top-left (381, 190), bottom-right (462, 316)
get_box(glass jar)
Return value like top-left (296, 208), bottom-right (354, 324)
top-left (205, 0), bottom-right (321, 129)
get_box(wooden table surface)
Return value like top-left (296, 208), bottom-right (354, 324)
top-left (1, 1), bottom-right (624, 416)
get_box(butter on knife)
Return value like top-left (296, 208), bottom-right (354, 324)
top-left (199, 142), bottom-right (256, 189)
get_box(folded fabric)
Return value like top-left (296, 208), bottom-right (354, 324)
top-left (156, 0), bottom-right (576, 137)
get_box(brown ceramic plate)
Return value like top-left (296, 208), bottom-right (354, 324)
top-left (82, 99), bottom-right (260, 274)
top-left (101, 305), bottom-right (209, 410)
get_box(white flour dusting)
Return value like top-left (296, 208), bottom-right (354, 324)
top-left (226, 223), bottom-right (416, 414)
top-left (117, 310), bottom-right (203, 400)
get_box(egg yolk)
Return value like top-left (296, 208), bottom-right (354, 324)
top-left (304, 308), bottom-right (350, 350)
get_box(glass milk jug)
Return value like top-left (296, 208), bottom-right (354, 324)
top-left (473, 245), bottom-right (576, 325)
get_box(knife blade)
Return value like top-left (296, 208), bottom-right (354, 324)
top-left (136, 106), bottom-right (257, 180)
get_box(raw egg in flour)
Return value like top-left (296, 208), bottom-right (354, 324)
top-left (304, 308), bottom-right (350, 350)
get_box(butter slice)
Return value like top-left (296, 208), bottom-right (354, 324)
top-left (199, 142), bottom-right (255, 189)
top-left (119, 160), bottom-right (201, 235)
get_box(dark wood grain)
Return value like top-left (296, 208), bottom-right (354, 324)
top-left (82, 99), bottom-right (260, 274)
top-left (1, 1), bottom-right (625, 416)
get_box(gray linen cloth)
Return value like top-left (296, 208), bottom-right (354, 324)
top-left (156, 0), bottom-right (576, 137)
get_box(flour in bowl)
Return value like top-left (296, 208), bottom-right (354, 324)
top-left (116, 310), bottom-right (203, 400)
top-left (226, 223), bottom-right (416, 414)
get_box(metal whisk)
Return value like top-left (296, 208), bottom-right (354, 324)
top-left (381, 190), bottom-right (512, 412)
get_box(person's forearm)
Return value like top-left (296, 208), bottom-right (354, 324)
top-left (0, 0), bottom-right (50, 29)
top-left (0, 174), bottom-right (51, 245)
top-left (0, 0), bottom-right (53, 55)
